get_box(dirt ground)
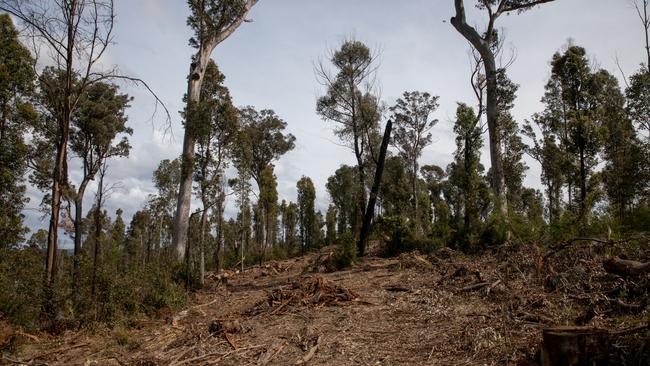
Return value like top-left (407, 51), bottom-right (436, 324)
top-left (2, 241), bottom-right (649, 365)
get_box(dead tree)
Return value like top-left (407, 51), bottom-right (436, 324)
top-left (172, 0), bottom-right (259, 263)
top-left (450, 0), bottom-right (555, 217)
top-left (358, 120), bottom-right (392, 256)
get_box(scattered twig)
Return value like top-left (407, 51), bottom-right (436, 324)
top-left (25, 342), bottom-right (90, 362)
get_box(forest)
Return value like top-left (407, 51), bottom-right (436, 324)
top-left (0, 0), bottom-right (650, 365)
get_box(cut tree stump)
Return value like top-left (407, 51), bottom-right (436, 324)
top-left (541, 326), bottom-right (610, 366)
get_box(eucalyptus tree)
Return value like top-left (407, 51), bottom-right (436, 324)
top-left (316, 40), bottom-right (382, 238)
top-left (236, 106), bottom-right (295, 254)
top-left (174, 0), bottom-right (260, 262)
top-left (69, 82), bottom-right (132, 278)
top-left (326, 165), bottom-right (359, 236)
top-left (296, 176), bottom-right (317, 252)
top-left (389, 91), bottom-right (439, 234)
top-left (0, 14), bottom-right (35, 248)
top-left (191, 60), bottom-right (238, 282)
top-left (0, 0), bottom-right (168, 286)
top-left (447, 103), bottom-right (486, 237)
top-left (450, 0), bottom-right (555, 218)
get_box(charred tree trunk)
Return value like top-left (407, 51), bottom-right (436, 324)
top-left (358, 120), bottom-right (392, 256)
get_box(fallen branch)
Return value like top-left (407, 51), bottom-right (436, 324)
top-left (603, 257), bottom-right (650, 277)
top-left (25, 342), bottom-right (90, 362)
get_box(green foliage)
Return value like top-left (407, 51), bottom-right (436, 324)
top-left (377, 216), bottom-right (440, 257)
top-left (331, 231), bottom-right (357, 270)
top-left (187, 0), bottom-right (249, 48)
top-left (0, 14), bottom-right (35, 247)
top-left (0, 247), bottom-right (44, 329)
top-left (297, 176), bottom-right (318, 251)
top-left (626, 68), bottom-right (650, 138)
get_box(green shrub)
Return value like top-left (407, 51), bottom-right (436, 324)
top-left (377, 216), bottom-right (440, 257)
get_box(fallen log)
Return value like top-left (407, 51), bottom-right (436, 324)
top-left (603, 257), bottom-right (650, 277)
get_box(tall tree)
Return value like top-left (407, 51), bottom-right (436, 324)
top-left (237, 106), bottom-right (295, 256)
top-left (450, 0), bottom-right (555, 218)
top-left (1, 0), bottom-right (167, 286)
top-left (316, 40), bottom-right (382, 238)
top-left (0, 14), bottom-right (35, 248)
top-left (389, 91), bottom-right (439, 234)
top-left (296, 176), bottom-right (317, 252)
top-left (173, 0), bottom-right (259, 262)
top-left (326, 165), bottom-right (359, 236)
top-left (191, 59), bottom-right (238, 283)
top-left (69, 81), bottom-right (132, 279)
top-left (447, 103), bottom-right (486, 238)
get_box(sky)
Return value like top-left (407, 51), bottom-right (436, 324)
top-left (19, 0), bottom-right (648, 246)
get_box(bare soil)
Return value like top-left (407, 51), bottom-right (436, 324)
top-left (2, 242), bottom-right (649, 365)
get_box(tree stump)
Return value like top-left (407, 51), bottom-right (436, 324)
top-left (541, 326), bottom-right (610, 366)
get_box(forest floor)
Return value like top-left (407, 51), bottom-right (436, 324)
top-left (2, 241), bottom-right (649, 365)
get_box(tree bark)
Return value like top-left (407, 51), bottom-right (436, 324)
top-left (358, 120), bottom-right (392, 256)
top-left (91, 168), bottom-right (105, 297)
top-left (172, 0), bottom-right (259, 263)
top-left (199, 197), bottom-right (208, 286)
top-left (451, 0), bottom-right (509, 219)
top-left (73, 180), bottom-right (89, 276)
top-left (603, 257), bottom-right (650, 277)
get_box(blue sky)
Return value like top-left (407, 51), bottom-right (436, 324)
top-left (19, 0), bottom-right (647, 244)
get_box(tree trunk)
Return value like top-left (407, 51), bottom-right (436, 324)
top-left (603, 256), bottom-right (650, 277)
top-left (73, 181), bottom-right (89, 277)
top-left (91, 170), bottom-right (105, 297)
top-left (358, 120), bottom-right (392, 256)
top-left (412, 160), bottom-right (420, 236)
top-left (579, 144), bottom-right (587, 223)
top-left (215, 193), bottom-right (225, 273)
top-left (199, 197), bottom-right (208, 286)
top-left (451, 0), bottom-right (508, 219)
top-left (172, 45), bottom-right (214, 263)
top-left (172, 0), bottom-right (258, 263)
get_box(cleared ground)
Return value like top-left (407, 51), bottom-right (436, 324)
top-left (3, 242), bottom-right (649, 365)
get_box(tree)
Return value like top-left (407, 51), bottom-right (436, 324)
top-left (1, 0), bottom-right (167, 287)
top-left (632, 0), bottom-right (650, 71)
top-left (493, 70), bottom-right (527, 211)
top-left (0, 14), bottom-right (35, 248)
top-left (450, 0), bottom-right (556, 218)
top-left (191, 59), bottom-right (238, 282)
top-left (325, 205), bottom-right (337, 245)
top-left (173, 0), bottom-right (259, 262)
top-left (280, 200), bottom-right (299, 250)
top-left (600, 72), bottom-right (646, 222)
top-left (447, 103), bottom-right (487, 240)
top-left (296, 176), bottom-right (317, 252)
top-left (316, 40), bottom-right (382, 238)
top-left (237, 106), bottom-right (295, 256)
top-left (627, 70), bottom-right (650, 140)
top-left (69, 81), bottom-right (132, 279)
top-left (358, 119), bottom-right (393, 255)
top-left (326, 165), bottom-right (359, 236)
top-left (389, 91), bottom-right (439, 235)
top-left (522, 117), bottom-right (565, 226)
